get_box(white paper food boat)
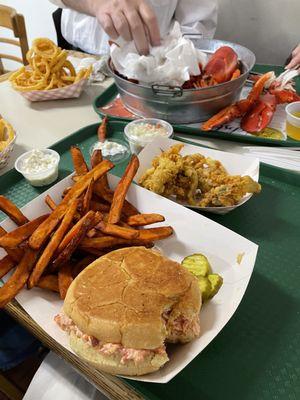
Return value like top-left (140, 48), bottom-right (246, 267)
top-left (135, 137), bottom-right (260, 215)
top-left (1, 173), bottom-right (258, 383)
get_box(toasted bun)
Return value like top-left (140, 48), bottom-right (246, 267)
top-left (64, 247), bottom-right (201, 350)
top-left (69, 332), bottom-right (169, 376)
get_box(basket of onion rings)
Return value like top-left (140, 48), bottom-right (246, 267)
top-left (9, 38), bottom-right (92, 102)
top-left (0, 117), bottom-right (16, 169)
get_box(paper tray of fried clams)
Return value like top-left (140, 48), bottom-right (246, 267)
top-left (135, 137), bottom-right (261, 215)
top-left (0, 147), bottom-right (258, 384)
top-left (9, 38), bottom-right (91, 102)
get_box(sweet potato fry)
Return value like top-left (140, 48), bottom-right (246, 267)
top-left (0, 248), bottom-right (38, 308)
top-left (28, 200), bottom-right (78, 289)
top-left (86, 228), bottom-right (97, 238)
top-left (72, 255), bottom-right (96, 278)
top-left (137, 226), bottom-right (173, 241)
top-left (90, 199), bottom-right (110, 213)
top-left (0, 226), bottom-right (23, 262)
top-left (45, 195), bottom-right (57, 211)
top-left (108, 155), bottom-right (139, 224)
top-left (0, 196), bottom-right (29, 226)
top-left (58, 262), bottom-right (73, 299)
top-left (71, 146), bottom-right (89, 175)
top-left (57, 211), bottom-right (102, 255)
top-left (62, 187), bottom-right (72, 198)
top-left (37, 275), bottom-right (59, 292)
top-left (97, 116), bottom-right (108, 142)
top-left (79, 247), bottom-right (106, 257)
top-left (52, 211), bottom-right (95, 270)
top-left (0, 214), bottom-right (49, 249)
top-left (80, 236), bottom-right (152, 249)
top-left (29, 160), bottom-right (113, 250)
top-left (127, 213), bottom-right (165, 227)
top-left (0, 255), bottom-right (15, 279)
top-left (91, 149), bottom-right (110, 193)
top-left (82, 178), bottom-right (94, 215)
top-left (95, 221), bottom-right (139, 240)
top-left (93, 185), bottom-right (138, 217)
top-left (91, 149), bottom-right (103, 168)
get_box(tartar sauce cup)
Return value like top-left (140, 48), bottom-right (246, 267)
top-left (15, 149), bottom-right (60, 187)
top-left (124, 118), bottom-right (173, 154)
top-left (89, 138), bottom-right (130, 164)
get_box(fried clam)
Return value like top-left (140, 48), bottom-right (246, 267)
top-left (139, 144), bottom-right (261, 207)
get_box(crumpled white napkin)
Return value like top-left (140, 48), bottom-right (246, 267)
top-left (74, 56), bottom-right (111, 83)
top-left (110, 22), bottom-right (207, 87)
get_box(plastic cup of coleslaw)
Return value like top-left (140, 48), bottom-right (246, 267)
top-left (15, 149), bottom-right (60, 187)
top-left (124, 118), bottom-right (173, 154)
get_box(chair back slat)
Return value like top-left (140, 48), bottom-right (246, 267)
top-left (0, 5), bottom-right (17, 30)
top-left (0, 54), bottom-right (23, 64)
top-left (0, 5), bottom-right (29, 73)
top-left (0, 38), bottom-right (20, 47)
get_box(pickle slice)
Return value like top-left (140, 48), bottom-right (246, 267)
top-left (198, 276), bottom-right (212, 302)
top-left (182, 254), bottom-right (212, 277)
top-left (207, 274), bottom-right (223, 298)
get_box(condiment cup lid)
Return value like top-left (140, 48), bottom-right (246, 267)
top-left (15, 148), bottom-right (60, 175)
top-left (124, 118), bottom-right (173, 145)
top-left (89, 139), bottom-right (130, 164)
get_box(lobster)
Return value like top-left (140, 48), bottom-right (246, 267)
top-left (200, 46), bottom-right (241, 87)
top-left (201, 69), bottom-right (300, 133)
top-left (184, 46), bottom-right (241, 89)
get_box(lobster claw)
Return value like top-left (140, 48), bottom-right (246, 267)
top-left (241, 93), bottom-right (277, 133)
top-left (201, 72), bottom-right (274, 131)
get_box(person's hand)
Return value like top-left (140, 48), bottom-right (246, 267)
top-left (286, 44), bottom-right (300, 69)
top-left (94, 0), bottom-right (161, 55)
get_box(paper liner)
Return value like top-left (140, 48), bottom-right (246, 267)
top-left (1, 173), bottom-right (258, 383)
top-left (0, 132), bottom-right (16, 169)
top-left (135, 137), bottom-right (260, 215)
top-left (17, 78), bottom-right (88, 102)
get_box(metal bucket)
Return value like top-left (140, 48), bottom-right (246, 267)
top-left (108, 38), bottom-right (256, 124)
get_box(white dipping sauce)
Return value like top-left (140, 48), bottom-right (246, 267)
top-left (15, 149), bottom-right (60, 187)
top-left (22, 149), bottom-right (57, 174)
top-left (93, 140), bottom-right (128, 157)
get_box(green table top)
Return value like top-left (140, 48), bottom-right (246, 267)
top-left (0, 120), bottom-right (299, 400)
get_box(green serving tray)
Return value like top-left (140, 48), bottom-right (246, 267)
top-left (93, 65), bottom-right (300, 147)
top-left (1, 121), bottom-right (299, 400)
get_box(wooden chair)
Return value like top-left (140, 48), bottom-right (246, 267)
top-left (0, 5), bottom-right (29, 75)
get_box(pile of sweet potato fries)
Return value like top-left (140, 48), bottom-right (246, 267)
top-left (0, 146), bottom-right (173, 307)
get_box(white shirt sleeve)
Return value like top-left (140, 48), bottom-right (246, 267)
top-left (175, 0), bottom-right (218, 39)
top-left (48, 0), bottom-right (67, 8)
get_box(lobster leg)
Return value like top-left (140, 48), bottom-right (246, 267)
top-left (270, 89), bottom-right (300, 104)
top-left (201, 104), bottom-right (244, 131)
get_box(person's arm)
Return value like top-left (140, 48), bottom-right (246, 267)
top-left (286, 45), bottom-right (300, 69)
top-left (175, 0), bottom-right (218, 38)
top-left (51, 0), bottom-right (160, 54)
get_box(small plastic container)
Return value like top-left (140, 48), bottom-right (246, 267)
top-left (124, 118), bottom-right (173, 154)
top-left (15, 149), bottom-right (60, 187)
top-left (286, 101), bottom-right (300, 141)
top-left (89, 138), bottom-right (130, 164)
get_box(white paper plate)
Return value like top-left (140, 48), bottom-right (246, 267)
top-left (135, 137), bottom-right (260, 214)
top-left (0, 173), bottom-right (258, 383)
